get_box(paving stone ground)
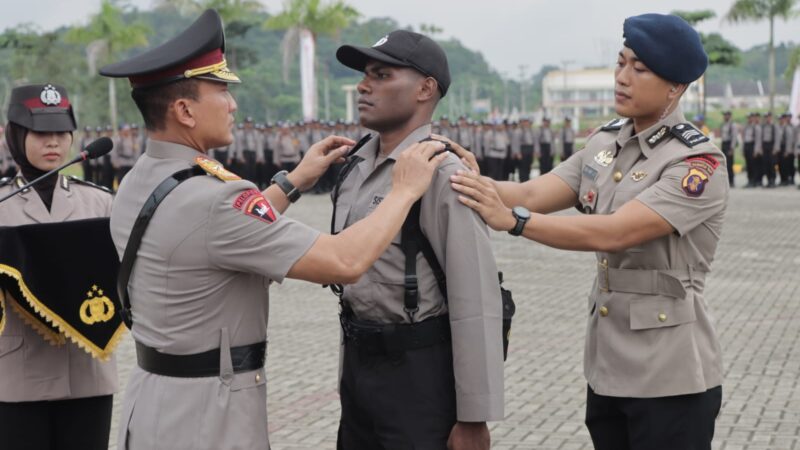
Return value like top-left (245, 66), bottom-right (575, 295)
top-left (109, 173), bottom-right (800, 449)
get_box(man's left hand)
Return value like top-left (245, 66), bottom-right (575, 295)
top-left (447, 421), bottom-right (490, 450)
top-left (291, 135), bottom-right (354, 191)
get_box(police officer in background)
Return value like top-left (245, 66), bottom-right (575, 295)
top-left (79, 125), bottom-right (95, 181)
top-left (760, 111), bottom-right (778, 188)
top-left (536, 116), bottom-right (554, 175)
top-left (449, 14), bottom-right (726, 450)
top-left (777, 112), bottom-right (795, 186)
top-left (486, 121), bottom-right (508, 181)
top-left (334, 29), bottom-right (503, 449)
top-left (719, 111), bottom-right (738, 187)
top-left (559, 116), bottom-right (575, 162)
top-left (456, 115), bottom-right (473, 152)
top-left (115, 123), bottom-right (139, 183)
top-left (743, 112), bottom-right (761, 188)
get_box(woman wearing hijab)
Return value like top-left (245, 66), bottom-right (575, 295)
top-left (0, 84), bottom-right (117, 450)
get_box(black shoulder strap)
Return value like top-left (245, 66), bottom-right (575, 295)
top-left (117, 165), bottom-right (206, 329)
top-left (330, 133), bottom-right (372, 235)
top-left (400, 199), bottom-right (447, 322)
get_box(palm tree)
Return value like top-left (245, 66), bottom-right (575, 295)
top-left (66, 0), bottom-right (150, 129)
top-left (725, 0), bottom-right (799, 111)
top-left (265, 0), bottom-right (359, 120)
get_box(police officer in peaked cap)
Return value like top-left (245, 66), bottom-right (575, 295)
top-left (100, 9), bottom-right (447, 450)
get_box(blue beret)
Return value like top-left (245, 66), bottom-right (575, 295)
top-left (623, 14), bottom-right (708, 84)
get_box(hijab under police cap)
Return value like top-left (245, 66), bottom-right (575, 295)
top-left (623, 13), bottom-right (708, 84)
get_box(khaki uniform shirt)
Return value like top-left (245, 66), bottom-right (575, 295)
top-left (551, 108), bottom-right (728, 398)
top-left (110, 139), bottom-right (319, 450)
top-left (0, 174), bottom-right (118, 402)
top-left (333, 124), bottom-right (504, 422)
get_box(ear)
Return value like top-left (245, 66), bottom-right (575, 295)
top-left (667, 83), bottom-right (686, 101)
top-left (171, 98), bottom-right (197, 129)
top-left (417, 77), bottom-right (438, 103)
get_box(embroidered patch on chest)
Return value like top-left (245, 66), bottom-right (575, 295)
top-left (681, 168), bottom-right (709, 197)
top-left (233, 189), bottom-right (277, 224)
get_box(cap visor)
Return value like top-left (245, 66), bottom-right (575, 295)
top-left (30, 113), bottom-right (76, 133)
top-left (336, 45), bottom-right (408, 72)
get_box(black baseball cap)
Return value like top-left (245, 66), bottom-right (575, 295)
top-left (336, 30), bottom-right (451, 97)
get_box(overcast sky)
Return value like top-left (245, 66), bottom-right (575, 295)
top-left (3, 0), bottom-right (798, 78)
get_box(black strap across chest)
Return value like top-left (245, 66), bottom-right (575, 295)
top-left (117, 165), bottom-right (206, 329)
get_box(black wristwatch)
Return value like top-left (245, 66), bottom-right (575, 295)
top-left (271, 170), bottom-right (301, 203)
top-left (509, 206), bottom-right (531, 236)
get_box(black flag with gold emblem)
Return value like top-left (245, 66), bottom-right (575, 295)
top-left (0, 218), bottom-right (125, 360)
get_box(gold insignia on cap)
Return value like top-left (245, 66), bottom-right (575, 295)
top-left (631, 171), bottom-right (647, 182)
top-left (185, 58), bottom-right (241, 83)
top-left (594, 150), bottom-right (614, 167)
top-left (195, 156), bottom-right (241, 181)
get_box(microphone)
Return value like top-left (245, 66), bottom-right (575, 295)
top-left (0, 137), bottom-right (115, 204)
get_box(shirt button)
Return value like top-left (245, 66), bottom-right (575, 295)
top-left (613, 171), bottom-right (623, 182)
top-left (658, 313), bottom-right (667, 322)
top-left (255, 373), bottom-right (261, 382)
top-left (599, 306), bottom-right (609, 317)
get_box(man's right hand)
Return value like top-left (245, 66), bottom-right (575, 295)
top-left (392, 141), bottom-right (449, 201)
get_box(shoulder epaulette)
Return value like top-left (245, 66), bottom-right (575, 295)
top-left (600, 118), bottom-right (628, 132)
top-left (671, 123), bottom-right (709, 148)
top-left (195, 156), bottom-right (241, 181)
top-left (67, 175), bottom-right (113, 194)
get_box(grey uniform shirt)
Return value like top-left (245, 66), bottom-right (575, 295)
top-left (456, 126), bottom-right (473, 148)
top-left (720, 120), bottom-right (737, 144)
top-left (333, 124), bottom-right (504, 422)
top-left (110, 139), bottom-right (320, 450)
top-left (114, 135), bottom-right (139, 167)
top-left (0, 174), bottom-right (118, 402)
top-left (778, 124), bottom-right (795, 154)
top-left (487, 129), bottom-right (509, 159)
top-left (551, 107), bottom-right (728, 398)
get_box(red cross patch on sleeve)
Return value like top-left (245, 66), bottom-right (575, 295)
top-left (233, 189), bottom-right (277, 224)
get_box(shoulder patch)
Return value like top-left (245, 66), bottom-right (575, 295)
top-left (646, 125), bottom-right (671, 148)
top-left (671, 123), bottom-right (709, 148)
top-left (233, 188), bottom-right (276, 224)
top-left (195, 156), bottom-right (241, 181)
top-left (600, 118), bottom-right (628, 132)
top-left (67, 176), bottom-right (113, 194)
top-left (681, 167), bottom-right (709, 197)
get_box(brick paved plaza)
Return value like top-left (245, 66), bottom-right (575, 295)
top-left (110, 174), bottom-right (800, 449)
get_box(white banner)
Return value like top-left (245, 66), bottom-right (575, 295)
top-left (299, 29), bottom-right (316, 121)
top-left (790, 69), bottom-right (800, 126)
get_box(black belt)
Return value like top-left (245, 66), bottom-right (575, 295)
top-left (136, 341), bottom-right (266, 378)
top-left (340, 309), bottom-right (451, 356)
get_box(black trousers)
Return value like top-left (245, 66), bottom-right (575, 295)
top-left (721, 141), bottom-right (735, 187)
top-left (100, 155), bottom-right (114, 190)
top-left (539, 144), bottom-right (553, 175)
top-left (0, 395), bottom-right (113, 450)
top-left (743, 143), bottom-right (757, 186)
top-left (778, 149), bottom-right (795, 185)
top-left (519, 145), bottom-right (534, 182)
top-left (563, 143), bottom-right (574, 161)
top-left (241, 150), bottom-right (257, 183)
top-left (586, 386), bottom-right (722, 450)
top-left (761, 142), bottom-right (776, 186)
top-left (337, 340), bottom-right (457, 450)
top-left (81, 160), bottom-right (95, 183)
top-left (486, 156), bottom-right (506, 181)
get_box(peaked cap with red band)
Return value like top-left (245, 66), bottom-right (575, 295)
top-left (7, 84), bottom-right (76, 132)
top-left (99, 9), bottom-right (240, 89)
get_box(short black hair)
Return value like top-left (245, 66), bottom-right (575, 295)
top-left (131, 79), bottom-right (200, 131)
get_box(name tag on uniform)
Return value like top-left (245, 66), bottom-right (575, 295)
top-left (582, 165), bottom-right (599, 181)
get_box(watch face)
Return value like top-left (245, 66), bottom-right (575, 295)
top-left (512, 206), bottom-right (531, 219)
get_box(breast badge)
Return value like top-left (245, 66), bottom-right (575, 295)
top-left (594, 150), bottom-right (614, 167)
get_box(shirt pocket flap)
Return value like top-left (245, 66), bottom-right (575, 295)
top-left (0, 336), bottom-right (23, 358)
top-left (630, 297), bottom-right (696, 330)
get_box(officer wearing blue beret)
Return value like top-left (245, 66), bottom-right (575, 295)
top-left (447, 13), bottom-right (727, 450)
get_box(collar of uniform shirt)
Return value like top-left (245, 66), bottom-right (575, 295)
top-left (352, 123), bottom-right (433, 169)
top-left (615, 106), bottom-right (686, 159)
top-left (145, 138), bottom-right (205, 162)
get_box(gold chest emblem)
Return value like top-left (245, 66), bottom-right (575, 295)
top-left (79, 285), bottom-right (115, 325)
top-left (631, 171), bottom-right (648, 182)
top-left (594, 150), bottom-right (614, 167)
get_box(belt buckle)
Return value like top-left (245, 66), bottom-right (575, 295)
top-left (598, 259), bottom-right (610, 293)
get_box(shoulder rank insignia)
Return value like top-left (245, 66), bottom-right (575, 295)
top-left (686, 154), bottom-right (720, 176)
top-left (646, 125), bottom-right (671, 148)
top-left (195, 156), bottom-right (241, 181)
top-left (681, 167), bottom-right (709, 197)
top-left (67, 176), bottom-right (113, 194)
top-left (671, 123), bottom-right (709, 148)
top-left (600, 118), bottom-right (628, 132)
